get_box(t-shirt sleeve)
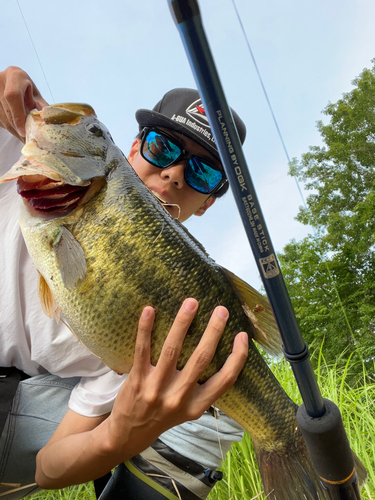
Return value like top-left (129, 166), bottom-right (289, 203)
top-left (69, 370), bottom-right (128, 417)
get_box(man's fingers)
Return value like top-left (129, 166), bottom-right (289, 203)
top-left (156, 298), bottom-right (198, 372)
top-left (0, 67), bottom-right (49, 139)
top-left (24, 81), bottom-right (48, 112)
top-left (0, 102), bottom-right (23, 141)
top-left (196, 332), bottom-right (248, 408)
top-left (182, 306), bottom-right (229, 384)
top-left (119, 302), bottom-right (248, 435)
top-left (35, 96), bottom-right (48, 111)
top-left (3, 85), bottom-right (28, 138)
top-left (132, 306), bottom-right (155, 370)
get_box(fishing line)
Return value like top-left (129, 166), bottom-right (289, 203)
top-left (231, 0), bottom-right (356, 344)
top-left (15, 0), bottom-right (55, 103)
top-left (213, 409), bottom-right (224, 463)
top-left (230, 0), bottom-right (306, 206)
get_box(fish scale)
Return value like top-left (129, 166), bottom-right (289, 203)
top-left (0, 103), bottom-right (366, 499)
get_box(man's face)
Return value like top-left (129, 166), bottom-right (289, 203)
top-left (127, 128), bottom-right (220, 222)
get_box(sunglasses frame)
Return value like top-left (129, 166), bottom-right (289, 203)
top-left (140, 127), bottom-right (227, 195)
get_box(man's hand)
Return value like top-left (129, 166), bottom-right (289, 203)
top-left (107, 298), bottom-right (248, 461)
top-left (0, 66), bottom-right (48, 141)
top-left (35, 299), bottom-right (248, 489)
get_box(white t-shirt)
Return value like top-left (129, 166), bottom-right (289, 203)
top-left (0, 128), bottom-right (126, 417)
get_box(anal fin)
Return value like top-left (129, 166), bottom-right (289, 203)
top-left (38, 272), bottom-right (60, 323)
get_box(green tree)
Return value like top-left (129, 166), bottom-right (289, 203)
top-left (279, 61), bottom-right (375, 379)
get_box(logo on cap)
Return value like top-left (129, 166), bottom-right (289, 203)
top-left (186, 99), bottom-right (210, 128)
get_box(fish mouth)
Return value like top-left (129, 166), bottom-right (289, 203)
top-left (15, 171), bottom-right (105, 219)
top-left (1, 103), bottom-right (105, 218)
top-left (17, 174), bottom-right (92, 215)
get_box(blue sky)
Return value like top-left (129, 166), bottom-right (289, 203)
top-left (2, 0), bottom-right (375, 288)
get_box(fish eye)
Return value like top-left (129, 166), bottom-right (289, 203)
top-left (86, 123), bottom-right (103, 137)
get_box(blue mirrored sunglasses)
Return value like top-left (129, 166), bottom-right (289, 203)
top-left (140, 128), bottom-right (227, 195)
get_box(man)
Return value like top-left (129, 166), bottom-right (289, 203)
top-left (0, 66), bottom-right (249, 500)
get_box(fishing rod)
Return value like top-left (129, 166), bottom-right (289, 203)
top-left (168, 1), bottom-right (362, 498)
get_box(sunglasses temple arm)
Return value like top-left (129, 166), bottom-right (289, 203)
top-left (167, 1), bottom-right (362, 497)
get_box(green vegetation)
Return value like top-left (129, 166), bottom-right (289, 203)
top-left (24, 353), bottom-right (375, 500)
top-left (280, 60), bottom-right (375, 379)
top-left (24, 483), bottom-right (95, 500)
top-left (210, 352), bottom-right (375, 500)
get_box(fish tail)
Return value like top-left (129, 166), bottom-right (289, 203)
top-left (254, 435), bottom-right (367, 500)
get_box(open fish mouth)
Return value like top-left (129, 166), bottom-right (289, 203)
top-left (17, 174), bottom-right (92, 215)
top-left (0, 103), bottom-right (107, 218)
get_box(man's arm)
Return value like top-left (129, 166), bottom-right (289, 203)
top-left (0, 66), bottom-right (47, 141)
top-left (36, 299), bottom-right (248, 489)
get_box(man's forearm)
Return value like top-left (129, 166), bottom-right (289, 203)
top-left (35, 418), bottom-right (128, 489)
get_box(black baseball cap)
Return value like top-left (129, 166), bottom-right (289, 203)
top-left (135, 88), bottom-right (246, 162)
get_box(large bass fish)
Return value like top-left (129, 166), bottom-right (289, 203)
top-left (0, 104), bottom-right (366, 499)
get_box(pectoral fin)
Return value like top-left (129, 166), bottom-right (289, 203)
top-left (223, 267), bottom-right (283, 356)
top-left (53, 227), bottom-right (87, 290)
top-left (38, 272), bottom-right (60, 323)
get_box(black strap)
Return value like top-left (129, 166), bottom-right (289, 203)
top-left (99, 439), bottom-right (222, 500)
top-left (0, 367), bottom-right (29, 437)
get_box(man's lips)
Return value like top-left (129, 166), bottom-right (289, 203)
top-left (150, 189), bottom-right (174, 206)
top-left (150, 189), bottom-right (181, 219)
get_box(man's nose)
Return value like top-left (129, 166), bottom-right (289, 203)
top-left (160, 161), bottom-right (185, 188)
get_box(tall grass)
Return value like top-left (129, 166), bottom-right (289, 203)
top-left (209, 351), bottom-right (375, 500)
top-left (23, 483), bottom-right (95, 500)
top-left (24, 354), bottom-right (374, 500)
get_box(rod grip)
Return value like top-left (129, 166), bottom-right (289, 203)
top-left (297, 399), bottom-right (356, 485)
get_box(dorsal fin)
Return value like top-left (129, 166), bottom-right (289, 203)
top-left (223, 268), bottom-right (283, 356)
top-left (38, 272), bottom-right (60, 324)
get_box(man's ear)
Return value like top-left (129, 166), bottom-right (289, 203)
top-left (127, 139), bottom-right (140, 164)
top-left (194, 196), bottom-right (216, 217)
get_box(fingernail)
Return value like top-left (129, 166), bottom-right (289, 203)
top-left (142, 306), bottom-right (153, 319)
top-left (184, 298), bottom-right (197, 312)
top-left (18, 127), bottom-right (26, 137)
top-left (216, 306), bottom-right (229, 319)
top-left (241, 332), bottom-right (248, 345)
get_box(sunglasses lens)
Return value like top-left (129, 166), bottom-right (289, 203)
top-left (143, 130), bottom-right (181, 167)
top-left (186, 157), bottom-right (223, 194)
top-left (142, 129), bottom-right (225, 195)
